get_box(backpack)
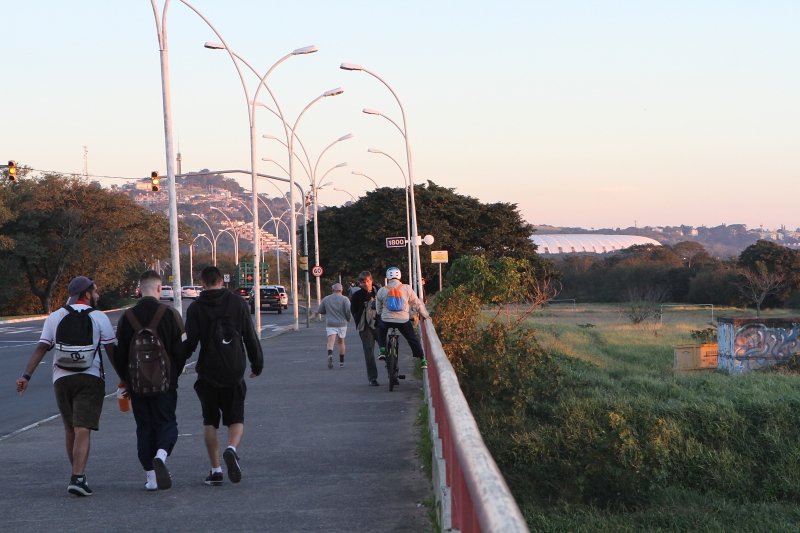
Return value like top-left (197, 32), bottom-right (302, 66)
top-left (125, 305), bottom-right (170, 396)
top-left (204, 294), bottom-right (247, 387)
top-left (385, 283), bottom-right (406, 312)
top-left (54, 306), bottom-right (99, 371)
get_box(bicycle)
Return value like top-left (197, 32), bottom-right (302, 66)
top-left (386, 327), bottom-right (405, 392)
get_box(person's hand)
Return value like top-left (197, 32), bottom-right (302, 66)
top-left (420, 315), bottom-right (430, 322)
top-left (249, 372), bottom-right (258, 378)
top-left (16, 376), bottom-right (29, 396)
top-left (118, 385), bottom-right (129, 399)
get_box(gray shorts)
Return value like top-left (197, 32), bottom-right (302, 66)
top-left (53, 374), bottom-right (105, 430)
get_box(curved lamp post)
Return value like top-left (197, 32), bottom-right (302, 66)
top-left (341, 63), bottom-right (423, 296)
top-left (210, 206), bottom-right (241, 266)
top-left (367, 148), bottom-right (412, 282)
top-left (334, 187), bottom-right (357, 203)
top-left (352, 171), bottom-right (379, 189)
top-left (189, 233), bottom-right (208, 286)
top-left (191, 213), bottom-right (220, 266)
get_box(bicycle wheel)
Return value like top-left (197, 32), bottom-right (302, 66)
top-left (388, 337), bottom-right (398, 392)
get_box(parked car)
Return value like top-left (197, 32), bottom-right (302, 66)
top-left (160, 286), bottom-right (174, 301)
top-left (249, 286), bottom-right (282, 314)
top-left (235, 287), bottom-right (250, 300)
top-left (181, 286), bottom-right (198, 299)
top-left (274, 285), bottom-right (289, 309)
top-left (194, 286), bottom-right (203, 295)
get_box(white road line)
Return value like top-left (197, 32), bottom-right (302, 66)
top-left (0, 342), bottom-right (39, 349)
top-left (0, 414), bottom-right (61, 442)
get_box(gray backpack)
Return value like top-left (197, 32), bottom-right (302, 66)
top-left (54, 306), bottom-right (98, 371)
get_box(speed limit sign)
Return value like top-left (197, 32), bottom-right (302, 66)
top-left (311, 266), bottom-right (324, 277)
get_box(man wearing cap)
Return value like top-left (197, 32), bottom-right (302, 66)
top-left (314, 283), bottom-right (352, 369)
top-left (15, 276), bottom-right (117, 497)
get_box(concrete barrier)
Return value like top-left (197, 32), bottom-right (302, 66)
top-left (421, 320), bottom-right (529, 533)
top-left (718, 316), bottom-right (800, 374)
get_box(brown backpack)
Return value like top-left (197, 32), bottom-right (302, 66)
top-left (125, 305), bottom-right (170, 396)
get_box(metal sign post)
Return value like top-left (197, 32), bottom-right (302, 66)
top-left (431, 250), bottom-right (448, 292)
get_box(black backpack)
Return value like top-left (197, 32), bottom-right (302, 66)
top-left (54, 306), bottom-right (99, 371)
top-left (125, 305), bottom-right (170, 396)
top-left (204, 294), bottom-right (247, 387)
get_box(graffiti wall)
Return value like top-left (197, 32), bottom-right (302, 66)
top-left (718, 317), bottom-right (800, 374)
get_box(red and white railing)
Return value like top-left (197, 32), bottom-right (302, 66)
top-left (421, 320), bottom-right (529, 533)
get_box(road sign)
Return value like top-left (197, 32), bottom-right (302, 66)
top-left (237, 262), bottom-right (270, 287)
top-left (386, 236), bottom-right (406, 248)
top-left (431, 250), bottom-right (448, 263)
top-left (223, 274), bottom-right (230, 283)
top-left (311, 265), bottom-right (324, 277)
top-left (298, 256), bottom-right (309, 270)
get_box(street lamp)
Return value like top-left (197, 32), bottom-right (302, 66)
top-left (210, 206), bottom-right (241, 266)
top-left (311, 162), bottom-right (346, 306)
top-left (341, 62), bottom-right (423, 296)
top-left (367, 148), bottom-right (412, 281)
top-left (288, 89), bottom-right (345, 312)
top-left (192, 4), bottom-right (318, 333)
top-left (190, 233), bottom-right (208, 287)
top-left (352, 171), bottom-right (379, 189)
top-left (334, 188), bottom-right (357, 203)
top-left (191, 213), bottom-right (220, 266)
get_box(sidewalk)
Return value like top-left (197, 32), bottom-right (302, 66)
top-left (2, 320), bottom-right (431, 533)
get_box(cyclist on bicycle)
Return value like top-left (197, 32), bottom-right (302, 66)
top-left (375, 267), bottom-right (431, 377)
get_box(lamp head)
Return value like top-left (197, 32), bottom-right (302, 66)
top-left (204, 42), bottom-right (225, 50)
top-left (340, 63), bottom-right (363, 71)
top-left (335, 162), bottom-right (348, 168)
top-left (323, 87), bottom-right (344, 97)
top-left (367, 148), bottom-right (382, 154)
top-left (351, 171), bottom-right (363, 176)
top-left (292, 45), bottom-right (318, 55)
top-left (198, 233), bottom-right (206, 237)
top-left (321, 182), bottom-right (333, 187)
top-left (338, 133), bottom-right (354, 141)
top-left (262, 134), bottom-right (278, 140)
top-left (362, 108), bottom-right (381, 115)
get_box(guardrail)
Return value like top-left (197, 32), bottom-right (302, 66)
top-left (421, 320), bottom-right (529, 533)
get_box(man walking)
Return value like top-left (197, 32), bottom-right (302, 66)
top-left (186, 266), bottom-right (263, 486)
top-left (15, 276), bottom-right (116, 497)
top-left (114, 270), bottom-right (187, 491)
top-left (315, 283), bottom-right (352, 369)
top-left (350, 271), bottom-right (379, 386)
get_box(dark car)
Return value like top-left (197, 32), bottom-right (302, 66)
top-left (249, 286), bottom-right (282, 314)
top-left (235, 287), bottom-right (250, 300)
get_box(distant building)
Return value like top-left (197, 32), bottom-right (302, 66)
top-left (531, 234), bottom-right (661, 255)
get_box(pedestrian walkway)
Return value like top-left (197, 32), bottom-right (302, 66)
top-left (2, 320), bottom-right (431, 533)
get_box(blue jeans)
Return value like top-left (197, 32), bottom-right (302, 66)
top-left (131, 389), bottom-right (178, 471)
top-left (377, 319), bottom-right (425, 360)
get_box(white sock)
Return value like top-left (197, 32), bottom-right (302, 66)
top-left (145, 470), bottom-right (157, 490)
top-left (155, 449), bottom-right (168, 463)
top-left (227, 446), bottom-right (236, 454)
top-left (211, 466), bottom-right (222, 474)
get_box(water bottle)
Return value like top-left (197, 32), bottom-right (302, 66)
top-left (117, 382), bottom-right (130, 412)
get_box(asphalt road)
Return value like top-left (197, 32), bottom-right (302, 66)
top-left (1, 297), bottom-right (302, 438)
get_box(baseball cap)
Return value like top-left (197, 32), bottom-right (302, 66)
top-left (68, 276), bottom-right (94, 297)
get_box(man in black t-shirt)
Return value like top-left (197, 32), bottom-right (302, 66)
top-left (115, 270), bottom-right (187, 492)
top-left (350, 271), bottom-right (380, 386)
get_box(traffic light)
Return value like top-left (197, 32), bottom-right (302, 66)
top-left (151, 171), bottom-right (160, 192)
top-left (7, 161), bottom-right (17, 182)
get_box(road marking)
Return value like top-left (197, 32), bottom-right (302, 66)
top-left (0, 414), bottom-right (61, 442)
top-left (0, 326), bottom-right (41, 334)
top-left (0, 342), bottom-right (39, 349)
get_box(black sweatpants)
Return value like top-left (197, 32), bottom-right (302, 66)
top-left (131, 389), bottom-right (179, 471)
top-left (376, 319), bottom-right (425, 360)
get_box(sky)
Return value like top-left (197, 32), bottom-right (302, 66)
top-left (2, 1), bottom-right (799, 230)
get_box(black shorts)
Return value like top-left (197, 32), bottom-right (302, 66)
top-left (194, 378), bottom-right (246, 429)
top-left (53, 373), bottom-right (105, 430)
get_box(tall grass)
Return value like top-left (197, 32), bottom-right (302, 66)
top-left (459, 305), bottom-right (800, 531)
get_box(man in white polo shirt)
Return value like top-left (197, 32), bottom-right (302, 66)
top-left (15, 276), bottom-right (117, 497)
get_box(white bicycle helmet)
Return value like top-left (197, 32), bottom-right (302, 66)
top-left (386, 267), bottom-right (401, 281)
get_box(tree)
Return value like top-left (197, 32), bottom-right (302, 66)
top-left (310, 181), bottom-right (543, 289)
top-left (0, 173), bottom-right (172, 313)
top-left (736, 262), bottom-right (786, 317)
top-left (737, 240), bottom-right (800, 309)
top-left (672, 241), bottom-right (710, 267)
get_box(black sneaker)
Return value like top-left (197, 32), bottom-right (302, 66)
top-left (152, 457), bottom-right (172, 490)
top-left (223, 447), bottom-right (242, 483)
top-left (205, 471), bottom-right (223, 486)
top-left (392, 377), bottom-right (400, 386)
top-left (68, 475), bottom-right (93, 497)
top-left (369, 379), bottom-right (379, 386)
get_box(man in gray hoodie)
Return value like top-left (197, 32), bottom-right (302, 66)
top-left (315, 283), bottom-right (352, 369)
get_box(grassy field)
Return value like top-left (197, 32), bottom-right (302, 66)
top-left (471, 304), bottom-right (800, 532)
